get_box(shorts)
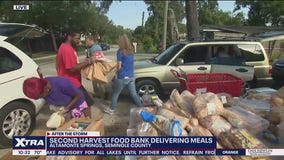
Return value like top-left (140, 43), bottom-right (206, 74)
top-left (71, 101), bottom-right (88, 118)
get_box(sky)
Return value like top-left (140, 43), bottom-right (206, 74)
top-left (106, 1), bottom-right (249, 30)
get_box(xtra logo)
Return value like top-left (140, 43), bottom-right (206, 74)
top-left (13, 136), bottom-right (45, 149)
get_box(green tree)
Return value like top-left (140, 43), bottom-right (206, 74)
top-left (198, 0), bottom-right (245, 26)
top-left (133, 26), bottom-right (145, 41)
top-left (99, 0), bottom-right (185, 51)
top-left (235, 0), bottom-right (284, 26)
top-left (0, 1), bottom-right (94, 51)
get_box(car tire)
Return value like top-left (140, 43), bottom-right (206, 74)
top-left (0, 102), bottom-right (35, 148)
top-left (136, 80), bottom-right (159, 98)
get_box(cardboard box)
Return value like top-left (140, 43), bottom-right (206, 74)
top-left (56, 118), bottom-right (105, 136)
top-left (53, 118), bottom-right (105, 160)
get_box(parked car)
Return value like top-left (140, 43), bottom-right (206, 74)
top-left (134, 41), bottom-right (271, 97)
top-left (0, 35), bottom-right (45, 148)
top-left (272, 57), bottom-right (284, 82)
top-left (99, 42), bottom-right (110, 51)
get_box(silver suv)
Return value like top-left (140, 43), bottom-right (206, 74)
top-left (135, 41), bottom-right (271, 97)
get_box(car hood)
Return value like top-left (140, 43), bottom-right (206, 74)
top-left (276, 58), bottom-right (284, 64)
top-left (135, 60), bottom-right (159, 68)
top-left (273, 58), bottom-right (284, 67)
top-left (135, 60), bottom-right (163, 73)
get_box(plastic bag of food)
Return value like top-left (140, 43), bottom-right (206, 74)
top-left (192, 92), bottom-right (224, 119)
top-left (276, 86), bottom-right (284, 98)
top-left (46, 108), bottom-right (65, 129)
top-left (265, 106), bottom-right (284, 125)
top-left (228, 106), bottom-right (269, 135)
top-left (270, 94), bottom-right (284, 107)
top-left (137, 122), bottom-right (158, 136)
top-left (246, 87), bottom-right (277, 100)
top-left (180, 90), bottom-right (195, 115)
top-left (217, 93), bottom-right (233, 107)
top-left (188, 126), bottom-right (213, 137)
top-left (218, 129), bottom-right (267, 149)
top-left (199, 115), bottom-right (231, 136)
top-left (157, 108), bottom-right (190, 129)
top-left (139, 111), bottom-right (183, 136)
top-left (220, 109), bottom-right (245, 128)
top-left (170, 89), bottom-right (185, 109)
top-left (238, 98), bottom-right (270, 114)
top-left (141, 94), bottom-right (163, 107)
top-left (162, 100), bottom-right (190, 118)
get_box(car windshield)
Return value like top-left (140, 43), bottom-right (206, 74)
top-left (152, 43), bottom-right (185, 65)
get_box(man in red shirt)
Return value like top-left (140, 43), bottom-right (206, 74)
top-left (57, 29), bottom-right (94, 108)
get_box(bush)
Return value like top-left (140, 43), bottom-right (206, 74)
top-left (143, 36), bottom-right (156, 52)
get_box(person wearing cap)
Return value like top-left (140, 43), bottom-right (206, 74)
top-left (23, 76), bottom-right (91, 118)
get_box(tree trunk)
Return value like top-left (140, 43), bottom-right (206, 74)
top-left (168, 8), bottom-right (179, 45)
top-left (50, 27), bottom-right (58, 52)
top-left (162, 1), bottom-right (168, 50)
top-left (185, 0), bottom-right (200, 41)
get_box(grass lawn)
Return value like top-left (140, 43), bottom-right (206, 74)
top-left (32, 50), bottom-right (86, 64)
top-left (31, 51), bottom-right (56, 58)
top-left (34, 57), bottom-right (56, 64)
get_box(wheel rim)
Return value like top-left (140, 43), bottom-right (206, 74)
top-left (138, 84), bottom-right (156, 97)
top-left (2, 109), bottom-right (31, 139)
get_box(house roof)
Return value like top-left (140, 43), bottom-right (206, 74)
top-left (201, 25), bottom-right (284, 41)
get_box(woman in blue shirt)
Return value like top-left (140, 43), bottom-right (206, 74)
top-left (104, 34), bottom-right (143, 114)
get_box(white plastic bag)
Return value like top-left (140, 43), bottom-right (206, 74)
top-left (46, 108), bottom-right (65, 129)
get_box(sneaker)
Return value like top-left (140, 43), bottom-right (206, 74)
top-left (104, 107), bottom-right (116, 115)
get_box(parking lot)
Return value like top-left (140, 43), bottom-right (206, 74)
top-left (0, 48), bottom-right (282, 159)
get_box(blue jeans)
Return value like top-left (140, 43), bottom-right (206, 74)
top-left (110, 78), bottom-right (143, 110)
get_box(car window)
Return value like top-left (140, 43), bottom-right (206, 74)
top-left (178, 46), bottom-right (208, 64)
top-left (154, 44), bottom-right (185, 65)
top-left (0, 47), bottom-right (22, 74)
top-left (209, 45), bottom-right (245, 66)
top-left (238, 44), bottom-right (265, 62)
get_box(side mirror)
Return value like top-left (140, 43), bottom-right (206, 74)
top-left (175, 58), bottom-right (184, 66)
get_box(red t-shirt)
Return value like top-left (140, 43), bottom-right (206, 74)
top-left (56, 43), bottom-right (81, 87)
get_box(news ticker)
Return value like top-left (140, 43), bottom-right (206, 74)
top-left (12, 131), bottom-right (284, 156)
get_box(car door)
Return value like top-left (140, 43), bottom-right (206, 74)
top-left (163, 45), bottom-right (211, 91)
top-left (176, 45), bottom-right (211, 74)
top-left (211, 64), bottom-right (254, 82)
top-left (209, 44), bottom-right (254, 82)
